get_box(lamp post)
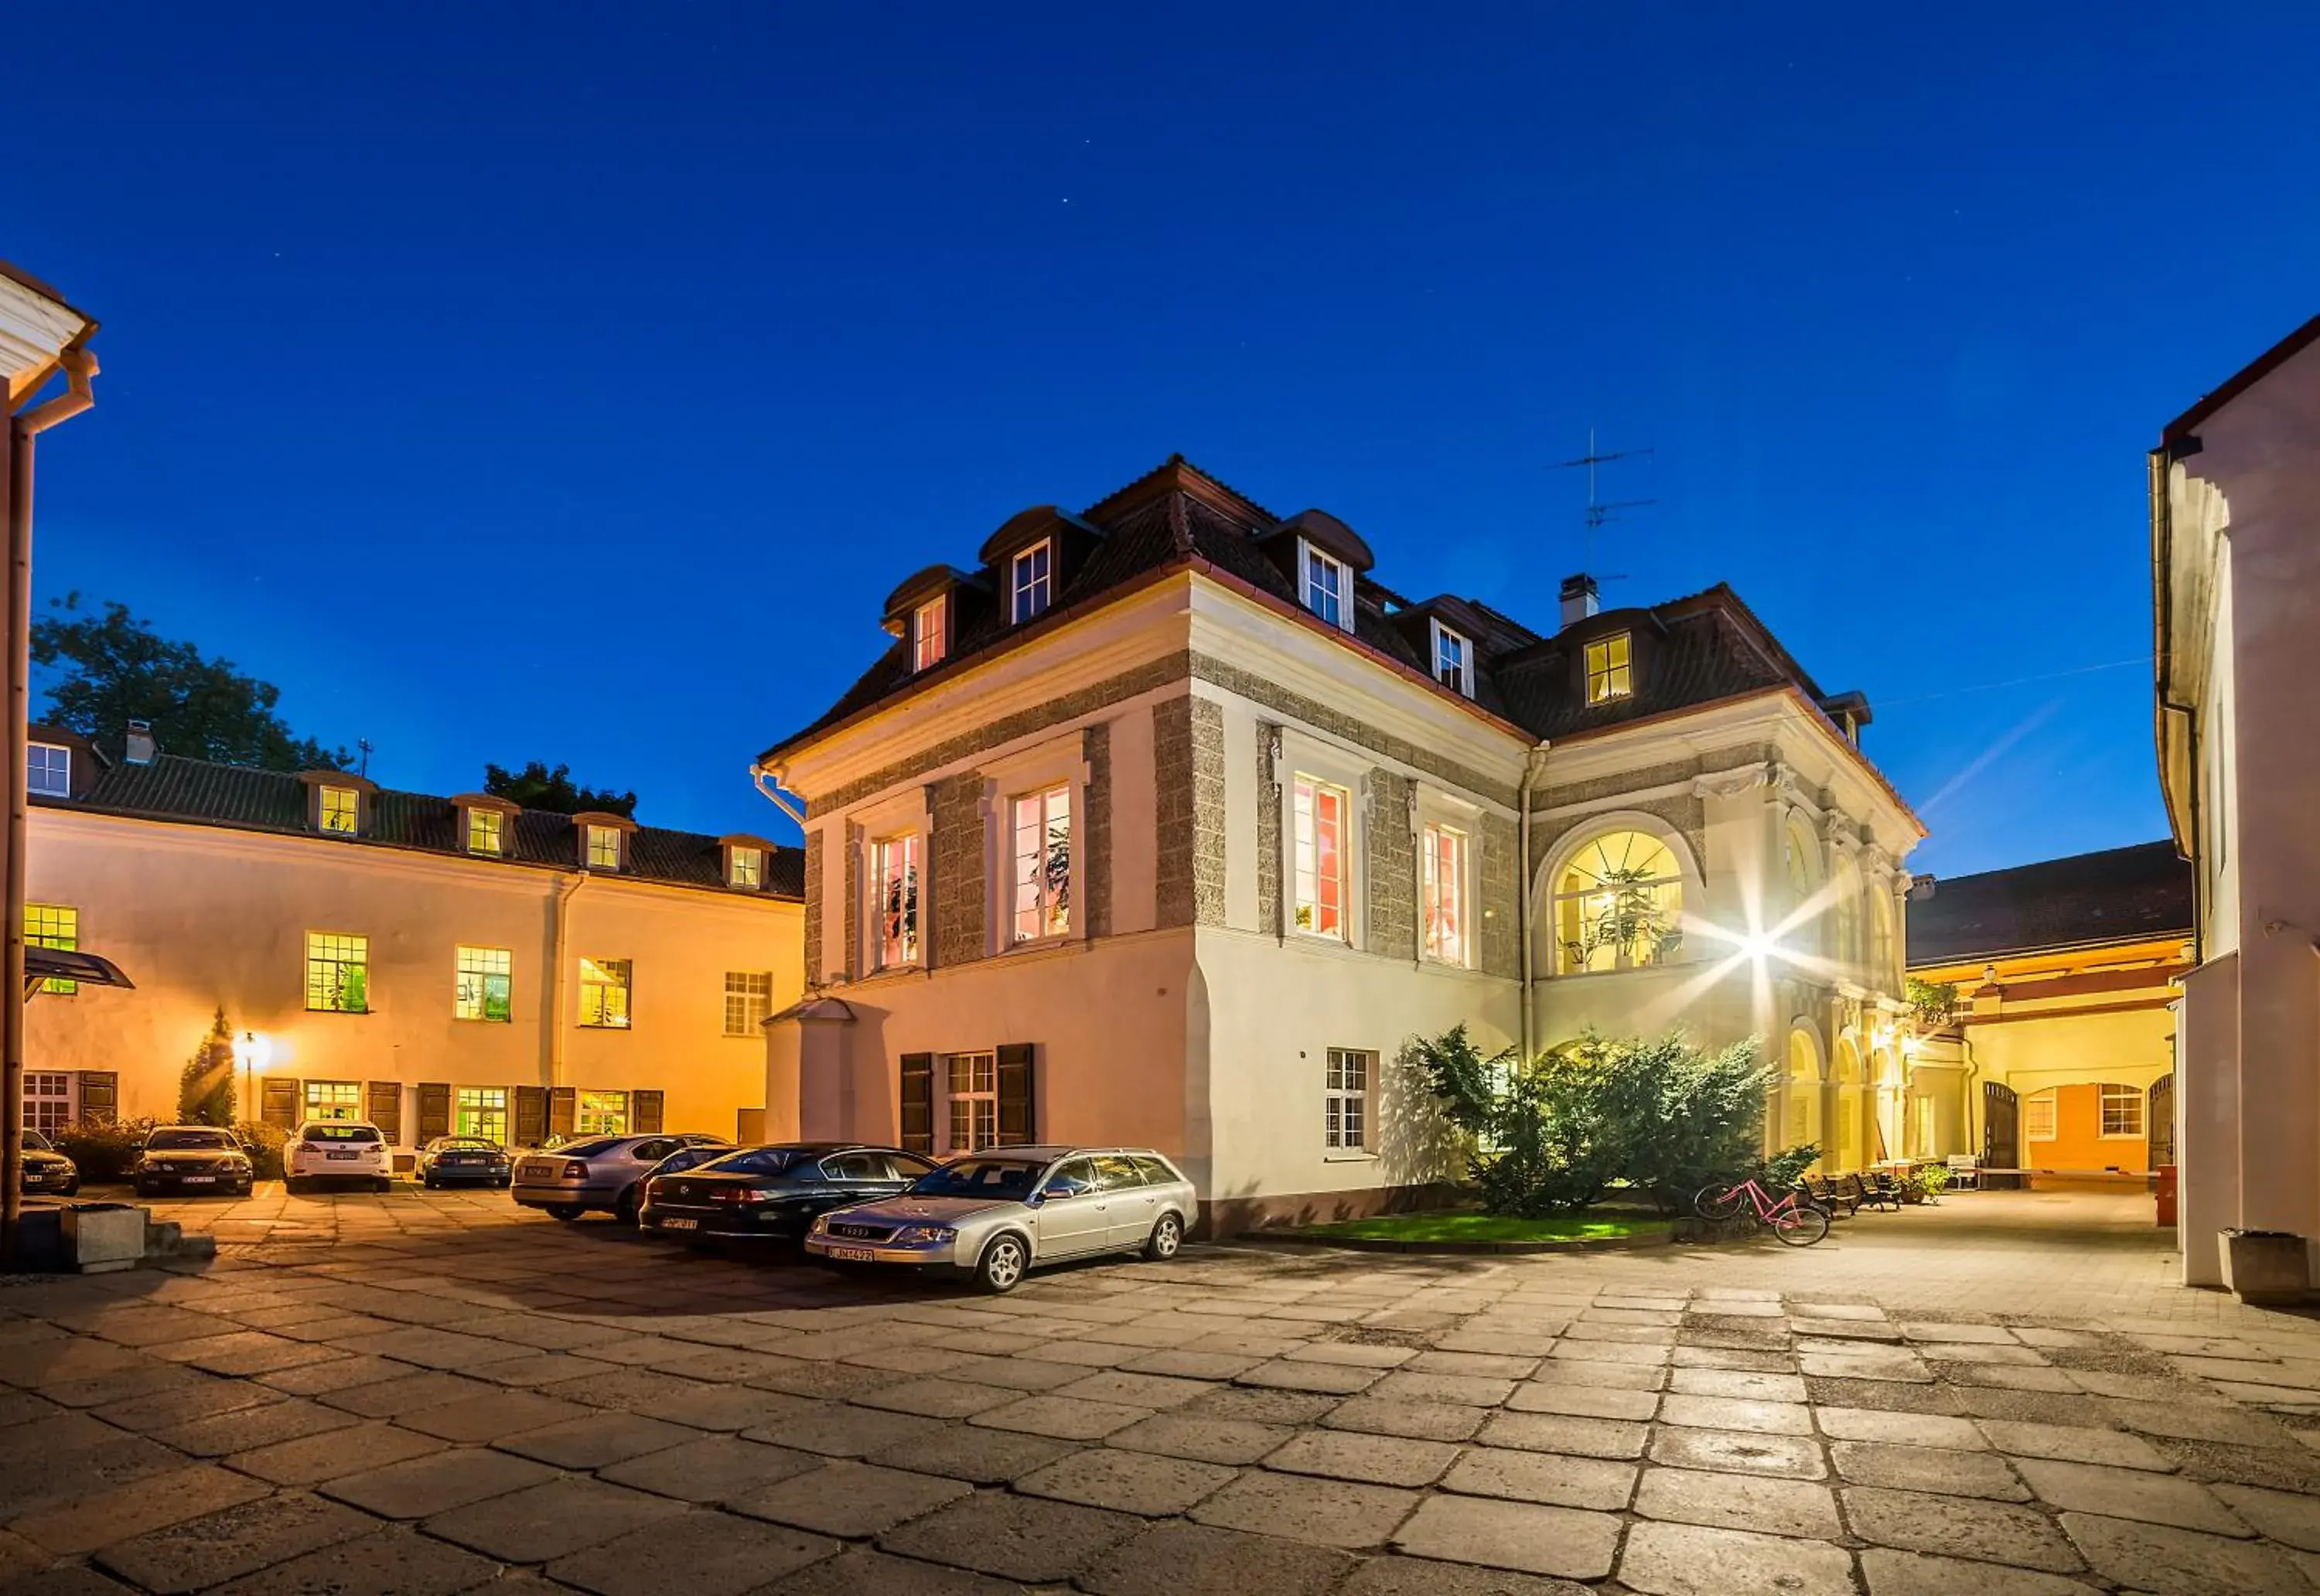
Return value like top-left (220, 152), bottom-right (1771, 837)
top-left (1, 263), bottom-right (97, 1263)
top-left (231, 1031), bottom-right (271, 1125)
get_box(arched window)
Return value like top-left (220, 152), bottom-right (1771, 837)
top-left (1783, 818), bottom-right (1822, 959)
top-left (1554, 830), bottom-right (1684, 974)
top-left (1784, 1031), bottom-right (1823, 1158)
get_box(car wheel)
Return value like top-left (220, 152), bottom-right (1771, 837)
top-left (1144, 1212), bottom-right (1183, 1261)
top-left (496, 1177), bottom-right (510, 1188)
top-left (420, 1173), bottom-right (435, 1189)
top-left (61, 1180), bottom-right (78, 1197)
top-left (615, 1186), bottom-right (642, 1226)
top-left (548, 1204), bottom-right (585, 1222)
top-left (975, 1233), bottom-right (1029, 1294)
top-left (132, 1180), bottom-right (152, 1199)
top-left (374, 1177), bottom-right (392, 1194)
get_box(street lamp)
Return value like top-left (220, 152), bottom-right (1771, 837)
top-left (231, 1031), bottom-right (271, 1124)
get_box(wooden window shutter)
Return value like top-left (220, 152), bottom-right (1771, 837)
top-left (631, 1090), bottom-right (664, 1134)
top-left (514, 1086), bottom-right (548, 1148)
top-left (417, 1083), bottom-right (452, 1142)
top-left (75, 1070), bottom-right (118, 1124)
top-left (899, 1053), bottom-right (933, 1154)
top-left (548, 1086), bottom-right (576, 1140)
top-left (366, 1082), bottom-right (403, 1142)
top-left (261, 1076), bottom-right (301, 1129)
top-left (997, 1044), bottom-right (1036, 1146)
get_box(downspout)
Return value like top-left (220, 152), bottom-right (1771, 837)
top-left (547, 872), bottom-right (588, 1090)
top-left (2149, 445), bottom-right (2202, 966)
top-left (1517, 743), bottom-right (1547, 1063)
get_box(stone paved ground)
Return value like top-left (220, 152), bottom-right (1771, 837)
top-left (2, 1188), bottom-right (2316, 1595)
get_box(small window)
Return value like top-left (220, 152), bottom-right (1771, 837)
top-left (305, 932), bottom-right (370, 1013)
top-left (578, 957), bottom-right (632, 1028)
top-left (1011, 784), bottom-right (1071, 943)
top-left (945, 1050), bottom-right (998, 1154)
top-left (2025, 1090), bottom-right (2057, 1141)
top-left (456, 1087), bottom-right (509, 1143)
top-left (585, 825), bottom-right (621, 870)
top-left (2100, 1084), bottom-right (2145, 1138)
top-left (26, 904), bottom-right (77, 995)
top-left (729, 847), bottom-right (763, 889)
top-left (1011, 540), bottom-right (1053, 624)
top-left (26, 744), bottom-right (70, 798)
top-left (23, 1072), bottom-right (73, 1136)
top-left (913, 596), bottom-right (948, 670)
top-left (466, 808), bottom-right (503, 856)
top-left (1431, 622), bottom-right (1473, 697)
top-left (873, 833), bottom-right (921, 967)
top-left (1325, 1048), bottom-right (1373, 1151)
top-left (724, 970), bottom-right (773, 1037)
top-left (319, 785), bottom-right (360, 834)
top-left (303, 1081), bottom-right (360, 1122)
top-left (1585, 633), bottom-right (1633, 704)
top-left (577, 1090), bottom-right (629, 1136)
top-left (1301, 542), bottom-right (1349, 630)
top-left (1291, 776), bottom-right (1349, 940)
top-left (455, 945), bottom-right (513, 1022)
top-left (1421, 823), bottom-right (1469, 966)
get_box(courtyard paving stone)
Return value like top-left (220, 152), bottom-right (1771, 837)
top-left (872, 1421), bottom-right (1076, 1481)
top-left (1334, 1553), bottom-right (1589, 1596)
top-left (878, 1489), bottom-right (1142, 1581)
top-left (91, 1490), bottom-right (377, 1595)
top-left (1107, 1413), bottom-right (1292, 1465)
top-left (595, 1434), bottom-right (824, 1502)
top-left (202, 1525), bottom-right (501, 1596)
top-left (2059, 1509), bottom-right (2311, 1596)
top-left (1322, 1394), bottom-right (1488, 1440)
top-left (1189, 1469), bottom-right (1419, 1549)
top-left (2213, 1480), bottom-right (2320, 1550)
top-left (1476, 1409), bottom-right (1647, 1458)
top-left (8, 1461), bottom-right (273, 1558)
top-left (1634, 1465), bottom-right (1842, 1538)
top-left (1390, 1493), bottom-right (1622, 1580)
top-left (1857, 1547), bottom-right (2101, 1594)
top-left (547, 1512), bottom-right (838, 1596)
top-left (224, 1417), bottom-right (447, 1485)
top-left (1831, 1439), bottom-right (2028, 1499)
top-left (423, 1475), bottom-right (686, 1563)
top-left (1617, 1519), bottom-right (1858, 1596)
top-left (2011, 1455), bottom-right (2250, 1533)
top-left (1263, 1428), bottom-right (1458, 1486)
top-left (1441, 1444), bottom-right (1636, 1509)
top-left (491, 1408), bottom-right (698, 1468)
top-left (1019, 1445), bottom-right (1240, 1514)
top-left (1843, 1485), bottom-right (2086, 1572)
top-left (1820, 1406), bottom-right (1989, 1448)
top-left (1648, 1424), bottom-right (1826, 1478)
top-left (321, 1444), bottom-right (557, 1519)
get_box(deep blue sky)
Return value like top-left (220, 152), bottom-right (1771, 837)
top-left (12, 4), bottom-right (2315, 875)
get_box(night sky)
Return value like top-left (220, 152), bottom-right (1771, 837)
top-left (12, 4), bottom-right (2316, 876)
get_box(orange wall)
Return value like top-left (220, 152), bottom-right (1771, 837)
top-left (2025, 1083), bottom-right (2148, 1173)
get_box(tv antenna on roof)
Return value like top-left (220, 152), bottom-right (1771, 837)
top-left (357, 738), bottom-right (374, 779)
top-left (1556, 427), bottom-right (1654, 573)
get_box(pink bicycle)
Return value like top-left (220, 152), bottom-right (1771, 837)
top-left (1693, 1177), bottom-right (1830, 1246)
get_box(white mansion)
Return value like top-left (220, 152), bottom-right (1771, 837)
top-left (756, 458), bottom-right (1923, 1229)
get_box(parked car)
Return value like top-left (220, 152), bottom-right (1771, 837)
top-left (415, 1135), bottom-right (512, 1188)
top-left (134, 1125), bottom-right (255, 1198)
top-left (512, 1133), bottom-right (732, 1223)
top-left (19, 1130), bottom-right (79, 1196)
top-left (285, 1120), bottom-right (393, 1192)
top-left (640, 1142), bottom-right (938, 1244)
top-left (803, 1146), bottom-right (1195, 1293)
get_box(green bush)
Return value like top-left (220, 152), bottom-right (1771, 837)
top-left (233, 1120), bottom-right (287, 1180)
top-left (53, 1117), bottom-right (158, 1182)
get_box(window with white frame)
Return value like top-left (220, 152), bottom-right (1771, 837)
top-left (26, 743), bottom-right (70, 798)
top-left (466, 807), bottom-right (503, 856)
top-left (305, 1080), bottom-right (360, 1122)
top-left (2100, 1083), bottom-right (2144, 1138)
top-left (1585, 633), bottom-right (1633, 703)
top-left (26, 903), bottom-right (77, 995)
top-left (913, 596), bottom-right (948, 670)
top-left (1325, 1048), bottom-right (1373, 1151)
top-left (1431, 622), bottom-right (1473, 697)
top-left (945, 1051), bottom-right (998, 1153)
top-left (1011, 541), bottom-right (1053, 624)
top-left (872, 833), bottom-right (921, 967)
top-left (455, 945), bottom-right (512, 1022)
top-left (1421, 822), bottom-right (1469, 965)
top-left (724, 970), bottom-right (773, 1037)
top-left (729, 846), bottom-right (763, 889)
top-left (1011, 784), bottom-right (1071, 943)
top-left (2024, 1090), bottom-right (2056, 1141)
top-left (578, 1090), bottom-right (629, 1136)
top-left (305, 931), bottom-right (370, 1013)
top-left (578, 957), bottom-right (632, 1028)
top-left (456, 1087), bottom-right (508, 1144)
top-left (319, 784), bottom-right (360, 834)
top-left (23, 1072), bottom-right (73, 1136)
top-left (1301, 543), bottom-right (1349, 629)
top-left (1292, 776), bottom-right (1350, 940)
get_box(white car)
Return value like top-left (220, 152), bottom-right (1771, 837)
top-left (285, 1120), bottom-right (394, 1192)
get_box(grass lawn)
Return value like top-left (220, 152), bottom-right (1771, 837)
top-left (1291, 1211), bottom-right (1663, 1243)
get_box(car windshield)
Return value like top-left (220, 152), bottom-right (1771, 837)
top-left (554, 1138), bottom-right (623, 1160)
top-left (301, 1125), bottom-right (380, 1143)
top-left (435, 1138), bottom-right (496, 1151)
top-left (909, 1158), bottom-right (1046, 1199)
top-left (23, 1131), bottom-right (51, 1152)
top-left (147, 1129), bottom-right (237, 1151)
top-left (702, 1148), bottom-right (807, 1175)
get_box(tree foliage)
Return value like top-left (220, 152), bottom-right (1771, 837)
top-left (483, 761), bottom-right (638, 818)
top-left (32, 594), bottom-right (351, 769)
top-left (179, 1007), bottom-right (238, 1126)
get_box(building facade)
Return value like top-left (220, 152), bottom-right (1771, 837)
top-left (757, 459), bottom-right (1921, 1230)
top-left (23, 725), bottom-right (804, 1149)
top-left (2152, 312), bottom-right (2320, 1287)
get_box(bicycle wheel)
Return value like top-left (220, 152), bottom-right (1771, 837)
top-left (1771, 1206), bottom-right (1830, 1246)
top-left (1694, 1182), bottom-right (1748, 1222)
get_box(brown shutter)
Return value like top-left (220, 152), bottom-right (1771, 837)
top-left (631, 1090), bottom-right (664, 1134)
top-left (899, 1053), bottom-right (933, 1154)
top-left (367, 1082), bottom-right (402, 1143)
top-left (76, 1071), bottom-right (118, 1124)
top-left (417, 1083), bottom-right (452, 1142)
top-left (548, 1086), bottom-right (576, 1140)
top-left (261, 1076), bottom-right (300, 1129)
top-left (997, 1044), bottom-right (1035, 1146)
top-left (514, 1086), bottom-right (548, 1148)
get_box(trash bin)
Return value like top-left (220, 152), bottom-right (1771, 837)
top-left (2154, 1165), bottom-right (2177, 1228)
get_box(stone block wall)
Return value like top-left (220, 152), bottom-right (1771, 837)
top-left (1481, 813), bottom-right (1520, 979)
top-left (1155, 695), bottom-right (1227, 928)
top-left (1256, 722), bottom-right (1282, 936)
top-left (1084, 722), bottom-right (1112, 940)
top-left (930, 772), bottom-right (985, 967)
top-left (802, 830), bottom-right (823, 984)
top-left (1366, 769), bottom-right (1417, 962)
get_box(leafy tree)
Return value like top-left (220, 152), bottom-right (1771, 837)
top-left (483, 761), bottom-right (637, 818)
top-left (32, 594), bottom-right (351, 769)
top-left (179, 1007), bottom-right (238, 1126)
top-left (1906, 976), bottom-right (1958, 1029)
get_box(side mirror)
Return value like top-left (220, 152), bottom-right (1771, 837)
top-left (1039, 1179), bottom-right (1077, 1201)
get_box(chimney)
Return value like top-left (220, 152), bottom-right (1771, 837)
top-left (125, 719), bottom-right (156, 765)
top-left (1559, 573), bottom-right (1599, 629)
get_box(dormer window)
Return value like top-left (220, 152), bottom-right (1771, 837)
top-left (26, 743), bottom-right (70, 798)
top-left (320, 785), bottom-right (360, 834)
top-left (1011, 540), bottom-right (1053, 624)
top-left (466, 809), bottom-right (503, 856)
top-left (1431, 622), bottom-right (1474, 697)
top-left (586, 825), bottom-right (622, 870)
top-left (729, 846), bottom-right (763, 889)
top-left (1585, 633), bottom-right (1633, 704)
top-left (912, 596), bottom-right (948, 671)
top-left (1300, 542), bottom-right (1350, 632)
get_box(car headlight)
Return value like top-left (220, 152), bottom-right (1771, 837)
top-left (891, 1224), bottom-right (956, 1244)
top-left (808, 1214), bottom-right (831, 1233)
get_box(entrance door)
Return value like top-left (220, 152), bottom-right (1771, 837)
top-left (1983, 1082), bottom-right (2019, 1190)
top-left (2148, 1074), bottom-right (2175, 1167)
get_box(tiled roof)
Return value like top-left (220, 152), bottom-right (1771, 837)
top-left (37, 753), bottom-right (804, 901)
top-left (1906, 841), bottom-right (2192, 966)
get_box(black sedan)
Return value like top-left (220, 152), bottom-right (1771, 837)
top-left (133, 1126), bottom-right (254, 1198)
top-left (640, 1142), bottom-right (937, 1244)
top-left (416, 1136), bottom-right (512, 1188)
top-left (19, 1130), bottom-right (79, 1196)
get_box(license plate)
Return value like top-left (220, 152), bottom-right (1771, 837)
top-left (827, 1245), bottom-right (877, 1262)
top-left (326, 1151), bottom-right (358, 1161)
top-left (183, 1175), bottom-right (215, 1184)
top-left (661, 1217), bottom-right (698, 1231)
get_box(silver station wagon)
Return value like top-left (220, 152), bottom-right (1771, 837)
top-left (803, 1145), bottom-right (1196, 1293)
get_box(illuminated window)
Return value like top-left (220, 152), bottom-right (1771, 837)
top-left (1011, 541), bottom-right (1053, 624)
top-left (724, 970), bottom-right (773, 1037)
top-left (305, 932), bottom-right (370, 1013)
top-left (586, 825), bottom-right (621, 870)
top-left (319, 785), bottom-right (360, 834)
top-left (26, 903), bottom-right (77, 995)
top-left (945, 1051), bottom-right (997, 1154)
top-left (466, 808), bottom-right (503, 856)
top-left (2025, 1090), bottom-right (2056, 1141)
top-left (304, 1080), bottom-right (360, 1122)
top-left (24, 1073), bottom-right (73, 1136)
top-left (913, 596), bottom-right (948, 670)
top-left (26, 744), bottom-right (70, 798)
top-left (1325, 1049), bottom-right (1372, 1151)
top-left (578, 957), bottom-right (631, 1028)
top-left (1011, 784), bottom-right (1071, 943)
top-left (1431, 622), bottom-right (1472, 697)
top-left (2100, 1084), bottom-right (2145, 1138)
top-left (1554, 831), bottom-right (1682, 974)
top-left (1421, 824), bottom-right (1469, 965)
top-left (578, 1090), bottom-right (629, 1136)
top-left (1301, 543), bottom-right (1348, 629)
top-left (1292, 776), bottom-right (1349, 939)
top-left (729, 847), bottom-right (763, 889)
top-left (1584, 633), bottom-right (1633, 704)
top-left (456, 1087), bottom-right (508, 1144)
top-left (455, 945), bottom-right (512, 1023)
top-left (873, 834), bottom-right (920, 967)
